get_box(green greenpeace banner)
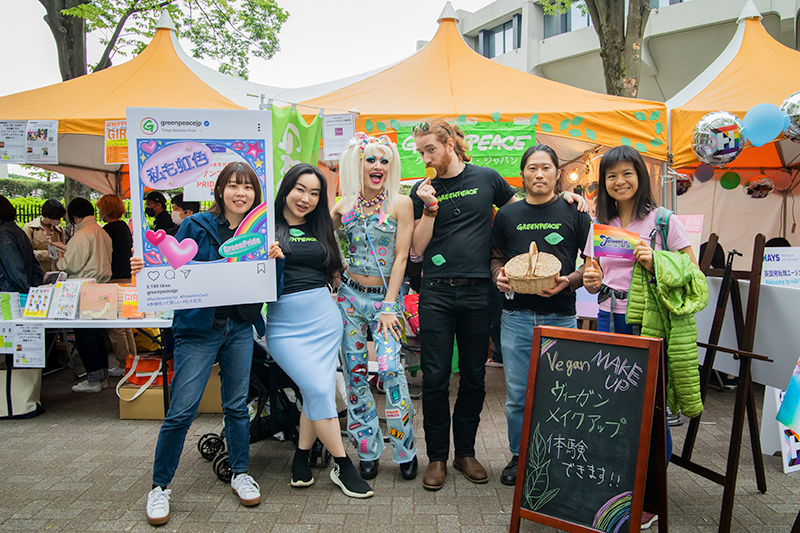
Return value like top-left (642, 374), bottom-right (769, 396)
top-left (272, 106), bottom-right (322, 192)
top-left (397, 123), bottom-right (536, 179)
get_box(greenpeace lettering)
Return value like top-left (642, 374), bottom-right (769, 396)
top-left (464, 134), bottom-right (533, 152)
top-left (437, 188), bottom-right (478, 202)
top-left (598, 235), bottom-right (635, 250)
top-left (516, 222), bottom-right (563, 231)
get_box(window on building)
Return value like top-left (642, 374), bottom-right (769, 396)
top-left (650, 0), bottom-right (688, 7)
top-left (479, 14), bottom-right (521, 58)
top-left (544, 11), bottom-right (570, 39)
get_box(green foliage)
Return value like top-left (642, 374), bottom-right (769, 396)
top-left (540, 0), bottom-right (586, 16)
top-left (62, 0), bottom-right (289, 79)
top-left (0, 177), bottom-right (65, 200)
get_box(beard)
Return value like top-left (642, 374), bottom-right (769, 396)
top-left (429, 150), bottom-right (453, 178)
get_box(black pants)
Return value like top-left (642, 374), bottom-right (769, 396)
top-left (73, 328), bottom-right (109, 381)
top-left (419, 278), bottom-right (492, 461)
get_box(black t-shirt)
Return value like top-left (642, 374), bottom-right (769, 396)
top-left (491, 196), bottom-right (591, 315)
top-left (410, 164), bottom-right (515, 278)
top-left (282, 223), bottom-right (328, 295)
top-left (103, 220), bottom-right (132, 279)
top-left (153, 210), bottom-right (176, 233)
top-left (214, 216), bottom-right (261, 323)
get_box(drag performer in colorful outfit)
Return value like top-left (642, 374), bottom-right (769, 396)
top-left (331, 133), bottom-right (418, 481)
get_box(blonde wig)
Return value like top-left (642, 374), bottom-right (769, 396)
top-left (339, 132), bottom-right (401, 215)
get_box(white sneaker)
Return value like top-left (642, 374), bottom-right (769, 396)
top-left (108, 366), bottom-right (126, 377)
top-left (71, 379), bottom-right (108, 393)
top-left (231, 473), bottom-right (261, 506)
top-left (146, 487), bottom-right (171, 526)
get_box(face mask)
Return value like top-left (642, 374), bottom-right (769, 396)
top-left (145, 207), bottom-right (156, 218)
top-left (171, 211), bottom-right (183, 225)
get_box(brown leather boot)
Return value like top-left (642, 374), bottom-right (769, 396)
top-left (422, 461), bottom-right (447, 490)
top-left (453, 456), bottom-right (488, 484)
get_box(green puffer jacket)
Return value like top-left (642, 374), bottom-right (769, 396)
top-left (626, 251), bottom-right (708, 418)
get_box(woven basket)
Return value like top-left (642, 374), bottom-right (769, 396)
top-left (505, 242), bottom-right (562, 294)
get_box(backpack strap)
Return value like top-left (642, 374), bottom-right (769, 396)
top-left (650, 206), bottom-right (672, 251)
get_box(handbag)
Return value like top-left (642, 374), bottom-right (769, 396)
top-left (115, 353), bottom-right (173, 402)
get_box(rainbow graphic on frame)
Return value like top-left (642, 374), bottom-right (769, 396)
top-left (227, 201), bottom-right (269, 263)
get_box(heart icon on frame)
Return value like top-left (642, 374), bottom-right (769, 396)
top-left (147, 270), bottom-right (160, 281)
top-left (141, 140), bottom-right (158, 154)
top-left (158, 236), bottom-right (198, 270)
top-left (145, 229), bottom-right (166, 246)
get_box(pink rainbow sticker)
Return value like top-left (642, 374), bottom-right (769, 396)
top-left (593, 224), bottom-right (640, 261)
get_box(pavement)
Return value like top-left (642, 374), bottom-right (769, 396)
top-left (1, 362), bottom-right (799, 532)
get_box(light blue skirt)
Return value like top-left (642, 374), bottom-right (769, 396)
top-left (266, 286), bottom-right (342, 420)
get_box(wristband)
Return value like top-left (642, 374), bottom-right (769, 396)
top-left (424, 200), bottom-right (439, 208)
top-left (559, 191), bottom-right (568, 199)
top-left (380, 301), bottom-right (398, 315)
top-left (423, 207), bottom-right (439, 218)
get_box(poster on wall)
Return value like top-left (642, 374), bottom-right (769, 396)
top-left (127, 107), bottom-right (276, 311)
top-left (0, 120), bottom-right (27, 163)
top-left (104, 120), bottom-right (128, 164)
top-left (675, 214), bottom-right (703, 259)
top-left (25, 120), bottom-right (58, 164)
top-left (322, 113), bottom-right (355, 160)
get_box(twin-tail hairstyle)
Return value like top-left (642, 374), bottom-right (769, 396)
top-left (595, 145), bottom-right (656, 224)
top-left (339, 132), bottom-right (402, 214)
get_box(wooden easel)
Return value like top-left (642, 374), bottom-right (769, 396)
top-left (670, 233), bottom-right (773, 533)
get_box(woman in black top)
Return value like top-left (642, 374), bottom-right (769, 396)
top-left (266, 163), bottom-right (374, 498)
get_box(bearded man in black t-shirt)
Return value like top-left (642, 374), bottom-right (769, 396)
top-left (490, 144), bottom-right (591, 487)
top-left (410, 119), bottom-right (516, 490)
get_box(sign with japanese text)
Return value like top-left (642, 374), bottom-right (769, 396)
top-left (12, 322), bottom-right (45, 368)
top-left (0, 120), bottom-right (26, 163)
top-left (322, 113), bottom-right (355, 160)
top-left (762, 247), bottom-right (800, 287)
top-left (104, 120), bottom-right (128, 164)
top-left (397, 123), bottom-right (536, 179)
top-left (0, 120), bottom-right (58, 164)
top-left (511, 327), bottom-right (661, 533)
top-left (127, 107), bottom-right (276, 311)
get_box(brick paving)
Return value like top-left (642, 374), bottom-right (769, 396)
top-left (1, 364), bottom-right (798, 532)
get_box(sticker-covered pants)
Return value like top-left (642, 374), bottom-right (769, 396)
top-left (337, 283), bottom-right (416, 464)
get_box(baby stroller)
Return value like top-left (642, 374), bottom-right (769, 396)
top-left (197, 330), bottom-right (331, 482)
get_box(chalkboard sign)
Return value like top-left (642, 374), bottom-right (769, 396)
top-left (510, 326), bottom-right (663, 533)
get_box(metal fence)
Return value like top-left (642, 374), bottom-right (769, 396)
top-left (15, 203), bottom-right (44, 225)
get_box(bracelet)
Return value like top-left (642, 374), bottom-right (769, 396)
top-left (380, 301), bottom-right (398, 315)
top-left (423, 206), bottom-right (439, 217)
top-left (559, 191), bottom-right (568, 199)
top-left (424, 200), bottom-right (439, 208)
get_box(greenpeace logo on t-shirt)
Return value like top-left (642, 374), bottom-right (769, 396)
top-left (289, 227), bottom-right (317, 243)
top-left (516, 222), bottom-right (562, 231)
top-left (438, 188), bottom-right (479, 202)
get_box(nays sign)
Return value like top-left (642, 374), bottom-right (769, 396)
top-left (398, 123), bottom-right (536, 178)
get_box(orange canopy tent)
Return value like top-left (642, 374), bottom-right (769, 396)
top-left (667, 0), bottom-right (800, 256)
top-left (300, 3), bottom-right (669, 187)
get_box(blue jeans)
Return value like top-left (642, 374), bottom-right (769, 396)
top-left (501, 309), bottom-right (577, 456)
top-left (596, 310), bottom-right (672, 461)
top-left (337, 282), bottom-right (416, 463)
top-left (152, 317), bottom-right (253, 488)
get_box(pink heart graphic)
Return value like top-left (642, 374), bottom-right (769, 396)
top-left (145, 229), bottom-right (166, 246)
top-left (141, 140), bottom-right (157, 154)
top-left (157, 235), bottom-right (198, 269)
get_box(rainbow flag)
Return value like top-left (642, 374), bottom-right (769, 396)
top-left (592, 224), bottom-right (640, 261)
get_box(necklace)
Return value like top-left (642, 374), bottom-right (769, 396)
top-left (438, 172), bottom-right (465, 217)
top-left (358, 188), bottom-right (386, 209)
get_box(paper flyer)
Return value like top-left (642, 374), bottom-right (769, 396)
top-left (12, 322), bottom-right (45, 368)
top-left (104, 120), bottom-right (128, 164)
top-left (322, 113), bottom-right (356, 160)
top-left (675, 214), bottom-right (704, 259)
top-left (0, 323), bottom-right (14, 354)
top-left (592, 224), bottom-right (640, 261)
top-left (0, 120), bottom-right (27, 163)
top-left (25, 120), bottom-right (58, 164)
top-left (127, 107), bottom-right (276, 311)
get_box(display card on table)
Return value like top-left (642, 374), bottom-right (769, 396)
top-left (127, 108), bottom-right (277, 311)
top-left (12, 323), bottom-right (45, 368)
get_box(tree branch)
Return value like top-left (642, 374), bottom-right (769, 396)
top-left (95, 0), bottom-right (175, 71)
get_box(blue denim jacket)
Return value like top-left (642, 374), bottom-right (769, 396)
top-left (170, 211), bottom-right (284, 338)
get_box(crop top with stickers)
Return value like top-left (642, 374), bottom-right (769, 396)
top-left (341, 207), bottom-right (397, 278)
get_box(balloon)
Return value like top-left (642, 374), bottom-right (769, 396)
top-left (694, 164), bottom-right (714, 182)
top-left (692, 111), bottom-right (746, 166)
top-left (743, 103), bottom-right (786, 147)
top-left (780, 91), bottom-right (800, 143)
top-left (744, 175), bottom-right (774, 198)
top-left (676, 173), bottom-right (693, 196)
top-left (773, 170), bottom-right (793, 190)
top-left (720, 171), bottom-right (740, 190)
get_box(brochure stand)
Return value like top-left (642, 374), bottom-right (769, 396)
top-left (671, 233), bottom-right (773, 533)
